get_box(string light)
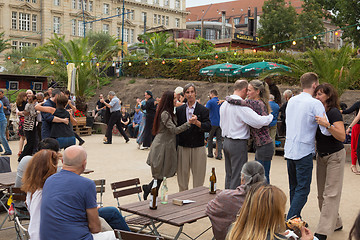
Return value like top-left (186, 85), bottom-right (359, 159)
top-left (179, 59), bottom-right (182, 62)
top-left (215, 55), bottom-right (218, 59)
top-left (162, 60), bottom-right (165, 64)
top-left (66, 61), bottom-right (69, 65)
top-left (234, 52), bottom-right (237, 56)
top-left (272, 45), bottom-right (276, 50)
top-left (197, 57), bottom-right (200, 61)
top-left (292, 40), bottom-right (297, 45)
top-left (21, 57), bottom-right (25, 62)
top-left (96, 62), bottom-right (100, 67)
top-left (313, 36), bottom-right (317, 40)
top-left (36, 59), bottom-right (39, 64)
top-left (50, 59), bottom-right (55, 65)
top-left (80, 62), bottom-right (84, 66)
top-left (335, 31), bottom-right (339, 36)
top-left (145, 61), bottom-right (148, 65)
top-left (7, 56), bottom-right (10, 60)
top-left (253, 49), bottom-right (257, 53)
top-left (128, 62), bottom-right (132, 66)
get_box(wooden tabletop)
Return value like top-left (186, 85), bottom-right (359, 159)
top-left (0, 172), bottom-right (17, 187)
top-left (119, 186), bottom-right (220, 227)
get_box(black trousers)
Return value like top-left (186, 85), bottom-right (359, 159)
top-left (143, 114), bottom-right (155, 147)
top-left (105, 111), bottom-right (129, 143)
top-left (18, 125), bottom-right (38, 162)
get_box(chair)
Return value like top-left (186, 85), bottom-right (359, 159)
top-left (111, 178), bottom-right (159, 233)
top-left (14, 216), bottom-right (30, 240)
top-left (114, 229), bottom-right (164, 240)
top-left (94, 179), bottom-right (106, 207)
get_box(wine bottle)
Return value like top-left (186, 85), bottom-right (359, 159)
top-left (209, 167), bottom-right (217, 194)
top-left (160, 177), bottom-right (168, 204)
top-left (149, 180), bottom-right (158, 210)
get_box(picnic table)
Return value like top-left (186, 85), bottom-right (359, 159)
top-left (118, 186), bottom-right (219, 240)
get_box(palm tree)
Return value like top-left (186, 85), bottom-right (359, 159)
top-left (0, 32), bottom-right (10, 53)
top-left (307, 45), bottom-right (360, 96)
top-left (136, 32), bottom-right (175, 58)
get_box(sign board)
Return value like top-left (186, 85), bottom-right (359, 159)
top-left (234, 33), bottom-right (259, 43)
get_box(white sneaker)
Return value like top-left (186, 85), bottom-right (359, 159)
top-left (139, 145), bottom-right (148, 150)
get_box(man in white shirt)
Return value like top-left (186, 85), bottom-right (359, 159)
top-left (285, 72), bottom-right (330, 220)
top-left (220, 80), bottom-right (273, 189)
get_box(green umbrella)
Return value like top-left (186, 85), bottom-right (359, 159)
top-left (199, 63), bottom-right (243, 77)
top-left (233, 61), bottom-right (290, 77)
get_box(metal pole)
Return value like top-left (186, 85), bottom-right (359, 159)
top-left (200, 4), bottom-right (212, 39)
top-left (144, 15), bottom-right (147, 34)
top-left (120, 0), bottom-right (125, 76)
top-left (81, 0), bottom-right (86, 37)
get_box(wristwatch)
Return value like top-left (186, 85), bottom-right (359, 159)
top-left (326, 124), bottom-right (332, 129)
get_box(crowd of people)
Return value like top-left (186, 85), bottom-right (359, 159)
top-left (3, 71), bottom-right (360, 240)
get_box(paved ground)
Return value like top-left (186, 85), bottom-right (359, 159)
top-left (0, 134), bottom-right (358, 239)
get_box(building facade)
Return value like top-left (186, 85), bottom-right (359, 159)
top-left (0, 0), bottom-right (187, 52)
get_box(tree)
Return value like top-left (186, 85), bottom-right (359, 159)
top-left (0, 32), bottom-right (10, 53)
top-left (258, 0), bottom-right (297, 51)
top-left (136, 32), bottom-right (175, 58)
top-left (87, 31), bottom-right (120, 58)
top-left (295, 0), bottom-right (325, 50)
top-left (315, 0), bottom-right (360, 45)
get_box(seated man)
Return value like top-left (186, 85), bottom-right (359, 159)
top-left (128, 105), bottom-right (143, 138)
top-left (206, 161), bottom-right (267, 240)
top-left (40, 146), bottom-right (123, 240)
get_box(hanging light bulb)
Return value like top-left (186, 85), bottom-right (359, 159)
top-left (128, 62), bottom-right (132, 66)
top-left (145, 61), bottom-right (148, 65)
top-left (50, 59), bottom-right (55, 65)
top-left (179, 59), bottom-right (182, 63)
top-left (162, 60), bottom-right (165, 64)
top-left (96, 62), bottom-right (100, 67)
top-left (313, 36), bottom-right (317, 40)
top-left (36, 59), bottom-right (39, 64)
top-left (234, 52), bottom-right (237, 56)
top-left (335, 31), bottom-right (339, 36)
top-left (21, 57), bottom-right (25, 62)
top-left (253, 49), bottom-right (257, 53)
top-left (7, 56), bottom-right (11, 60)
top-left (197, 57), bottom-right (200, 61)
top-left (292, 40), bottom-right (297, 45)
top-left (215, 55), bottom-right (218, 59)
top-left (66, 61), bottom-right (69, 65)
top-left (80, 62), bottom-right (84, 66)
top-left (272, 45), bottom-right (276, 50)
top-left (112, 62), bottom-right (116, 67)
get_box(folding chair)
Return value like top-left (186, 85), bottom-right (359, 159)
top-left (114, 229), bottom-right (164, 240)
top-left (110, 178), bottom-right (161, 233)
top-left (9, 187), bottom-right (30, 239)
top-left (94, 179), bottom-right (106, 207)
top-left (14, 216), bottom-right (30, 240)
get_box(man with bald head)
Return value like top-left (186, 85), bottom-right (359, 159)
top-left (40, 146), bottom-right (117, 240)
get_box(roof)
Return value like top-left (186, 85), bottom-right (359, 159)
top-left (0, 74), bottom-right (49, 81)
top-left (186, 0), bottom-right (303, 22)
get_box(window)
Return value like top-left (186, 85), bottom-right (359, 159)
top-left (142, 12), bottom-right (147, 23)
top-left (161, 15), bottom-right (165, 25)
top-left (206, 29), bottom-right (216, 40)
top-left (89, 1), bottom-right (93, 11)
top-left (225, 19), bottom-right (229, 23)
top-left (53, 16), bottom-right (60, 33)
top-left (32, 0), bottom-right (37, 2)
top-left (88, 22), bottom-right (93, 31)
top-left (165, 16), bottom-right (169, 26)
top-left (154, 0), bottom-right (159, 4)
top-left (244, 17), bottom-right (248, 24)
top-left (103, 24), bottom-right (109, 34)
top-left (126, 9), bottom-right (134, 20)
top-left (158, 15), bottom-right (161, 24)
top-left (153, 14), bottom-right (157, 24)
top-left (131, 10), bottom-right (134, 20)
top-left (32, 15), bottom-right (37, 32)
top-left (233, 17), bottom-right (240, 25)
top-left (130, 29), bottom-right (134, 44)
top-left (175, 0), bottom-right (180, 8)
top-left (78, 21), bottom-right (84, 36)
top-left (54, 0), bottom-right (60, 6)
top-left (12, 41), bottom-right (17, 50)
top-left (117, 27), bottom-right (121, 38)
top-left (72, 0), bottom-right (76, 9)
top-left (83, 0), bottom-right (87, 11)
top-left (116, 8), bottom-right (120, 15)
top-left (175, 18), bottom-right (180, 28)
top-left (78, 0), bottom-right (82, 9)
top-left (32, 43), bottom-right (37, 47)
top-left (329, 31), bottom-right (334, 43)
top-left (19, 13), bottom-right (30, 31)
top-left (12, 12), bottom-right (17, 29)
top-left (103, 3), bottom-right (109, 15)
top-left (19, 42), bottom-right (31, 50)
top-left (71, 19), bottom-right (76, 35)
top-left (164, 0), bottom-right (169, 6)
top-left (124, 28), bottom-right (129, 43)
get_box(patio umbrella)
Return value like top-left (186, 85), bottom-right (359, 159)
top-left (200, 63), bottom-right (243, 94)
top-left (233, 61), bottom-right (290, 77)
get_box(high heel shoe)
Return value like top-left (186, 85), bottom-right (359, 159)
top-left (142, 184), bottom-right (151, 200)
top-left (351, 165), bottom-right (360, 175)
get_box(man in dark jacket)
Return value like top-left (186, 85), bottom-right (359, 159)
top-left (176, 83), bottom-right (211, 191)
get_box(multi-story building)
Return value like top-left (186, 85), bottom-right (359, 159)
top-left (0, 0), bottom-right (187, 52)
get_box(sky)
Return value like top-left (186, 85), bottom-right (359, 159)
top-left (186, 0), bottom-right (236, 8)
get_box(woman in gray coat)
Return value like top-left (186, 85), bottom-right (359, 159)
top-left (142, 90), bottom-right (196, 200)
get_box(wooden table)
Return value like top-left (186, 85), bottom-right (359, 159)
top-left (0, 172), bottom-right (17, 187)
top-left (119, 186), bottom-right (219, 240)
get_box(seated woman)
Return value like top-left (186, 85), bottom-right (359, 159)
top-left (35, 94), bottom-right (75, 149)
top-left (206, 161), bottom-right (266, 240)
top-left (226, 184), bottom-right (316, 240)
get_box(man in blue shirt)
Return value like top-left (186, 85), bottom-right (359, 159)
top-left (269, 94), bottom-right (280, 148)
top-left (40, 146), bottom-right (117, 240)
top-left (0, 90), bottom-right (11, 140)
top-left (128, 105), bottom-right (143, 138)
top-left (206, 89), bottom-right (223, 160)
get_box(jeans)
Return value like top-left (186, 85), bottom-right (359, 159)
top-left (0, 120), bottom-right (11, 153)
top-left (56, 136), bottom-right (76, 149)
top-left (98, 207), bottom-right (130, 231)
top-left (207, 125), bottom-right (223, 158)
top-left (127, 124), bottom-right (139, 138)
top-left (256, 159), bottom-right (271, 184)
top-left (286, 153), bottom-right (313, 219)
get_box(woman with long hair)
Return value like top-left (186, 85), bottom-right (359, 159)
top-left (21, 149), bottom-right (59, 240)
top-left (226, 80), bottom-right (274, 183)
top-left (16, 92), bottom-right (27, 157)
top-left (314, 83), bottom-right (346, 240)
top-left (226, 185), bottom-right (315, 240)
top-left (142, 90), bottom-right (195, 199)
top-left (206, 161), bottom-right (267, 240)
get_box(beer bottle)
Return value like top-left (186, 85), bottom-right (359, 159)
top-left (149, 180), bottom-right (158, 210)
top-left (209, 167), bottom-right (217, 194)
top-left (160, 177), bottom-right (168, 204)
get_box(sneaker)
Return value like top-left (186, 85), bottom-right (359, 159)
top-left (125, 139), bottom-right (130, 143)
top-left (215, 156), bottom-right (222, 160)
top-left (207, 154), bottom-right (214, 158)
top-left (103, 141), bottom-right (112, 144)
top-left (2, 152), bottom-right (12, 156)
top-left (139, 145), bottom-right (148, 150)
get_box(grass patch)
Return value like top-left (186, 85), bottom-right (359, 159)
top-left (128, 79), bottom-right (136, 84)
